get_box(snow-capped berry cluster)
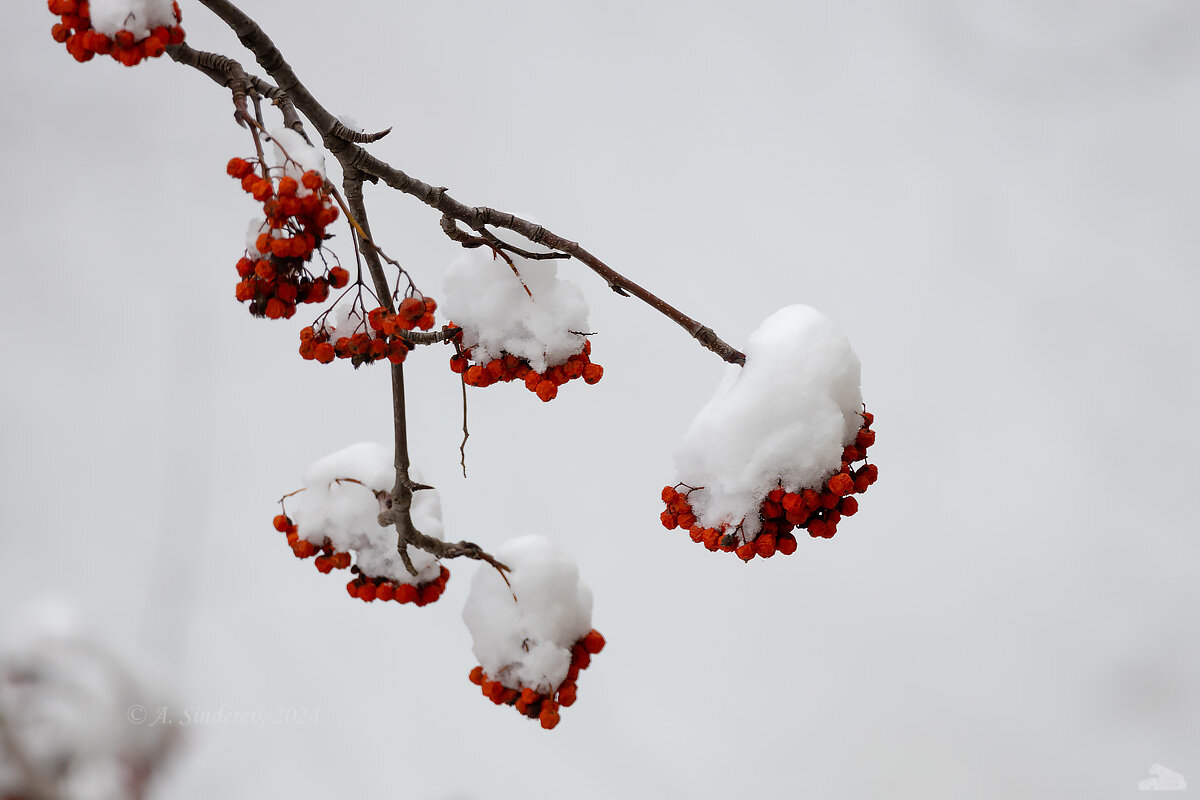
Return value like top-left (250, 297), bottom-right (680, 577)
top-left (462, 536), bottom-right (600, 729)
top-left (227, 152), bottom-right (342, 320)
top-left (450, 336), bottom-right (603, 402)
top-left (442, 232), bottom-right (602, 401)
top-left (274, 443), bottom-right (449, 606)
top-left (666, 305), bottom-right (874, 557)
top-left (468, 629), bottom-right (605, 730)
top-left (298, 296), bottom-right (436, 366)
top-left (49, 0), bottom-right (184, 65)
top-left (662, 408), bottom-right (878, 560)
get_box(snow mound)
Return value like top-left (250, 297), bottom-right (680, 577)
top-left (462, 536), bottom-right (593, 694)
top-left (674, 305), bottom-right (863, 535)
top-left (0, 620), bottom-right (176, 800)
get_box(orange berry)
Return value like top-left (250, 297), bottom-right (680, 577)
top-left (828, 472), bottom-right (854, 497)
top-left (754, 534), bottom-right (777, 558)
top-left (660, 511), bottom-right (678, 530)
top-left (855, 429), bottom-right (876, 450)
top-left (582, 630), bottom-right (605, 654)
top-left (535, 381), bottom-right (558, 402)
top-left (539, 709), bottom-right (560, 730)
top-left (277, 176), bottom-right (298, 197)
top-left (557, 684), bottom-right (577, 707)
top-left (314, 342), bottom-right (335, 364)
top-left (272, 514), bottom-right (290, 532)
top-left (395, 584), bottom-right (418, 604)
top-left (375, 582), bottom-right (395, 602)
top-left (777, 533), bottom-right (798, 556)
top-left (469, 666), bottom-right (484, 685)
top-left (328, 267), bottom-right (349, 288)
top-left (301, 171), bottom-right (322, 190)
top-left (582, 363), bottom-right (604, 384)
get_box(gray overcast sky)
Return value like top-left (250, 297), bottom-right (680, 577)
top-left (3, 1), bottom-right (1199, 798)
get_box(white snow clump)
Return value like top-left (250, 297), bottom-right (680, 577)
top-left (461, 535), bottom-right (593, 693)
top-left (88, 0), bottom-right (176, 37)
top-left (674, 304), bottom-right (863, 536)
top-left (442, 242), bottom-right (590, 373)
top-left (292, 442), bottom-right (444, 585)
top-left (270, 127), bottom-right (326, 195)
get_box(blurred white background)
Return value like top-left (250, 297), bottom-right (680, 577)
top-left (2, 0), bottom-right (1199, 797)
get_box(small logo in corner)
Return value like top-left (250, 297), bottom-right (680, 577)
top-left (1139, 764), bottom-right (1187, 791)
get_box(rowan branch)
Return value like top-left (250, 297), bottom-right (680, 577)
top-left (192, 0), bottom-right (746, 366)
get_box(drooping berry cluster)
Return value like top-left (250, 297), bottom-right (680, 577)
top-left (272, 514), bottom-right (449, 607)
top-left (298, 296), bottom-right (437, 366)
top-left (346, 566), bottom-right (450, 606)
top-left (662, 409), bottom-right (878, 560)
top-left (227, 157), bottom-right (343, 320)
top-left (468, 629), bottom-right (605, 730)
top-left (49, 0), bottom-right (184, 65)
top-left (449, 337), bottom-right (603, 402)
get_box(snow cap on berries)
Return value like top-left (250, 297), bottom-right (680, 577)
top-left (675, 305), bottom-right (863, 535)
top-left (317, 297), bottom-right (368, 342)
top-left (292, 443), bottom-right (443, 585)
top-left (270, 127), bottom-right (326, 188)
top-left (442, 233), bottom-right (590, 373)
top-left (88, 0), bottom-right (177, 37)
top-left (462, 536), bottom-right (594, 694)
top-left (245, 217), bottom-right (270, 259)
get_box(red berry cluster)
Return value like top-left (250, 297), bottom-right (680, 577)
top-left (274, 513), bottom-right (352, 564)
top-left (298, 297), bottom-right (436, 366)
top-left (227, 157), bottom-right (343, 320)
top-left (346, 566), bottom-right (450, 606)
top-left (449, 337), bottom-right (603, 402)
top-left (661, 409), bottom-right (878, 560)
top-left (49, 0), bottom-right (184, 65)
top-left (272, 514), bottom-right (450, 607)
top-left (468, 629), bottom-right (605, 730)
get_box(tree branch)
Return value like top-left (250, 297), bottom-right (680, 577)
top-left (192, 0), bottom-right (746, 366)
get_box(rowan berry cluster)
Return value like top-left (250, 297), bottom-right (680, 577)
top-left (346, 566), bottom-right (450, 606)
top-left (227, 157), bottom-right (343, 320)
top-left (274, 513), bottom-right (351, 564)
top-left (272, 514), bottom-right (449, 607)
top-left (449, 338), bottom-right (603, 402)
top-left (49, 0), bottom-right (184, 65)
top-left (468, 629), bottom-right (605, 730)
top-left (662, 409), bottom-right (878, 560)
top-left (297, 296), bottom-right (437, 366)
